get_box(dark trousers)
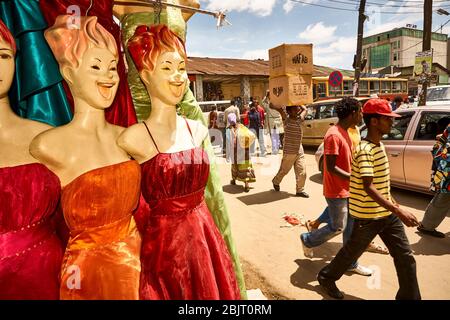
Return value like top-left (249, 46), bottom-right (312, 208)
top-left (319, 214), bottom-right (421, 300)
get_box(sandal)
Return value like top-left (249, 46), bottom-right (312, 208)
top-left (366, 242), bottom-right (389, 255)
top-left (305, 220), bottom-right (319, 232)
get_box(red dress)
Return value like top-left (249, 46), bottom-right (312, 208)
top-left (39, 0), bottom-right (137, 127)
top-left (138, 121), bottom-right (240, 300)
top-left (0, 163), bottom-right (63, 299)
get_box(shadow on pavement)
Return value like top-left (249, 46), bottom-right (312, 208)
top-left (309, 173), bottom-right (323, 185)
top-left (391, 188), bottom-right (432, 212)
top-left (410, 231), bottom-right (450, 256)
top-left (223, 184), bottom-right (250, 194)
top-left (236, 190), bottom-right (292, 205)
top-left (290, 257), bottom-right (364, 300)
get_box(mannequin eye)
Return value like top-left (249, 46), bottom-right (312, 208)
top-left (0, 53), bottom-right (11, 59)
top-left (109, 67), bottom-right (117, 71)
top-left (91, 65), bottom-right (100, 70)
top-left (162, 67), bottom-right (171, 71)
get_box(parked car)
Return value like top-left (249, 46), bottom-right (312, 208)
top-left (426, 85), bottom-right (450, 106)
top-left (314, 105), bottom-right (450, 194)
top-left (303, 97), bottom-right (369, 146)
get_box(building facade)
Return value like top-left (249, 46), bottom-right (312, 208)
top-left (362, 27), bottom-right (448, 72)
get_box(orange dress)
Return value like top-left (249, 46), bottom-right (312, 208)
top-left (59, 161), bottom-right (142, 300)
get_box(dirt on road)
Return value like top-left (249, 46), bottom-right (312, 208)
top-left (241, 258), bottom-right (289, 300)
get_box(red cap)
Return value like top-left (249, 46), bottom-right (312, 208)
top-left (362, 99), bottom-right (401, 117)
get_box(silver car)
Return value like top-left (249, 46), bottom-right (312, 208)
top-left (314, 105), bottom-right (450, 194)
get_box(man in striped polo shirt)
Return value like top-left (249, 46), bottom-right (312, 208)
top-left (317, 99), bottom-right (421, 300)
top-left (270, 104), bottom-right (309, 197)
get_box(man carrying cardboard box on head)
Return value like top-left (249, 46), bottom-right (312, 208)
top-left (269, 102), bottom-right (309, 198)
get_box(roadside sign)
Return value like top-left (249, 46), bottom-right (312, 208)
top-left (413, 50), bottom-right (433, 79)
top-left (328, 71), bottom-right (343, 87)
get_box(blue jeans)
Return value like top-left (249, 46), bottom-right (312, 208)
top-left (250, 128), bottom-right (266, 156)
top-left (301, 198), bottom-right (358, 268)
top-left (270, 129), bottom-right (280, 154)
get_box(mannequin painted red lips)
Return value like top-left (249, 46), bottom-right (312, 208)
top-left (97, 81), bottom-right (116, 100)
top-left (169, 81), bottom-right (185, 98)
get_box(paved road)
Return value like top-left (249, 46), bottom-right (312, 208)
top-left (216, 147), bottom-right (450, 300)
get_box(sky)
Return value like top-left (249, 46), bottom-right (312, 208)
top-left (185, 0), bottom-right (450, 70)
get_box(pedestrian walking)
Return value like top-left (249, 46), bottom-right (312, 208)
top-left (417, 117), bottom-right (450, 238)
top-left (270, 104), bottom-right (309, 197)
top-left (248, 104), bottom-right (266, 156)
top-left (307, 122), bottom-right (389, 255)
top-left (300, 97), bottom-right (372, 276)
top-left (226, 113), bottom-right (256, 192)
top-left (224, 98), bottom-right (240, 128)
top-left (317, 98), bottom-right (421, 300)
top-left (255, 99), bottom-right (268, 156)
top-left (262, 90), bottom-right (283, 155)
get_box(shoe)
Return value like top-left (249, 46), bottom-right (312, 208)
top-left (230, 179), bottom-right (236, 185)
top-left (300, 236), bottom-right (314, 258)
top-left (296, 191), bottom-right (310, 198)
top-left (417, 225), bottom-right (445, 238)
top-left (317, 273), bottom-right (344, 299)
top-left (273, 183), bottom-right (280, 191)
top-left (347, 264), bottom-right (373, 276)
top-left (366, 242), bottom-right (389, 255)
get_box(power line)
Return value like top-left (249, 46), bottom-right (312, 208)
top-left (379, 18), bottom-right (450, 54)
top-left (343, 0), bottom-right (450, 7)
top-left (327, 0), bottom-right (450, 8)
top-left (287, 0), bottom-right (358, 12)
top-left (288, 0), bottom-right (435, 14)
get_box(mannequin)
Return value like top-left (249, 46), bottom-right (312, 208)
top-left (118, 25), bottom-right (240, 300)
top-left (0, 19), bottom-right (63, 299)
top-left (30, 16), bottom-right (141, 300)
top-left (113, 0), bottom-right (198, 120)
top-left (115, 0), bottom-right (247, 298)
top-left (39, 0), bottom-right (138, 128)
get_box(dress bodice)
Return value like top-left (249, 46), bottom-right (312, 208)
top-left (61, 160), bottom-right (141, 231)
top-left (0, 163), bottom-right (60, 233)
top-left (140, 148), bottom-right (210, 211)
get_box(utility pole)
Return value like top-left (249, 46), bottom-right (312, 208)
top-left (354, 0), bottom-right (367, 97)
top-left (419, 0), bottom-right (433, 106)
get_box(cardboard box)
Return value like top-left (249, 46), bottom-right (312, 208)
top-left (269, 75), bottom-right (313, 106)
top-left (269, 44), bottom-right (313, 77)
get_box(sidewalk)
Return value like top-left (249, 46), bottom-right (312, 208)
top-left (218, 151), bottom-right (450, 300)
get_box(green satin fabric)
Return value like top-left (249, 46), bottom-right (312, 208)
top-left (0, 0), bottom-right (72, 126)
top-left (180, 89), bottom-right (248, 299)
top-left (121, 10), bottom-right (247, 299)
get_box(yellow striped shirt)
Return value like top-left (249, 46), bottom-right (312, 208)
top-left (349, 140), bottom-right (392, 219)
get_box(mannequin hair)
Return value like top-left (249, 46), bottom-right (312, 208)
top-left (127, 24), bottom-right (186, 73)
top-left (44, 15), bottom-right (117, 69)
top-left (0, 19), bottom-right (16, 55)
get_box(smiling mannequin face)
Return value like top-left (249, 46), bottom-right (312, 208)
top-left (0, 39), bottom-right (14, 99)
top-left (141, 50), bottom-right (187, 106)
top-left (64, 47), bottom-right (119, 110)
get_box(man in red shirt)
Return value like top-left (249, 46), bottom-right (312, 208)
top-left (300, 97), bottom-right (372, 276)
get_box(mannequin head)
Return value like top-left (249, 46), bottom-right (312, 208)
top-left (128, 25), bottom-right (187, 106)
top-left (0, 19), bottom-right (16, 99)
top-left (45, 16), bottom-right (119, 110)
